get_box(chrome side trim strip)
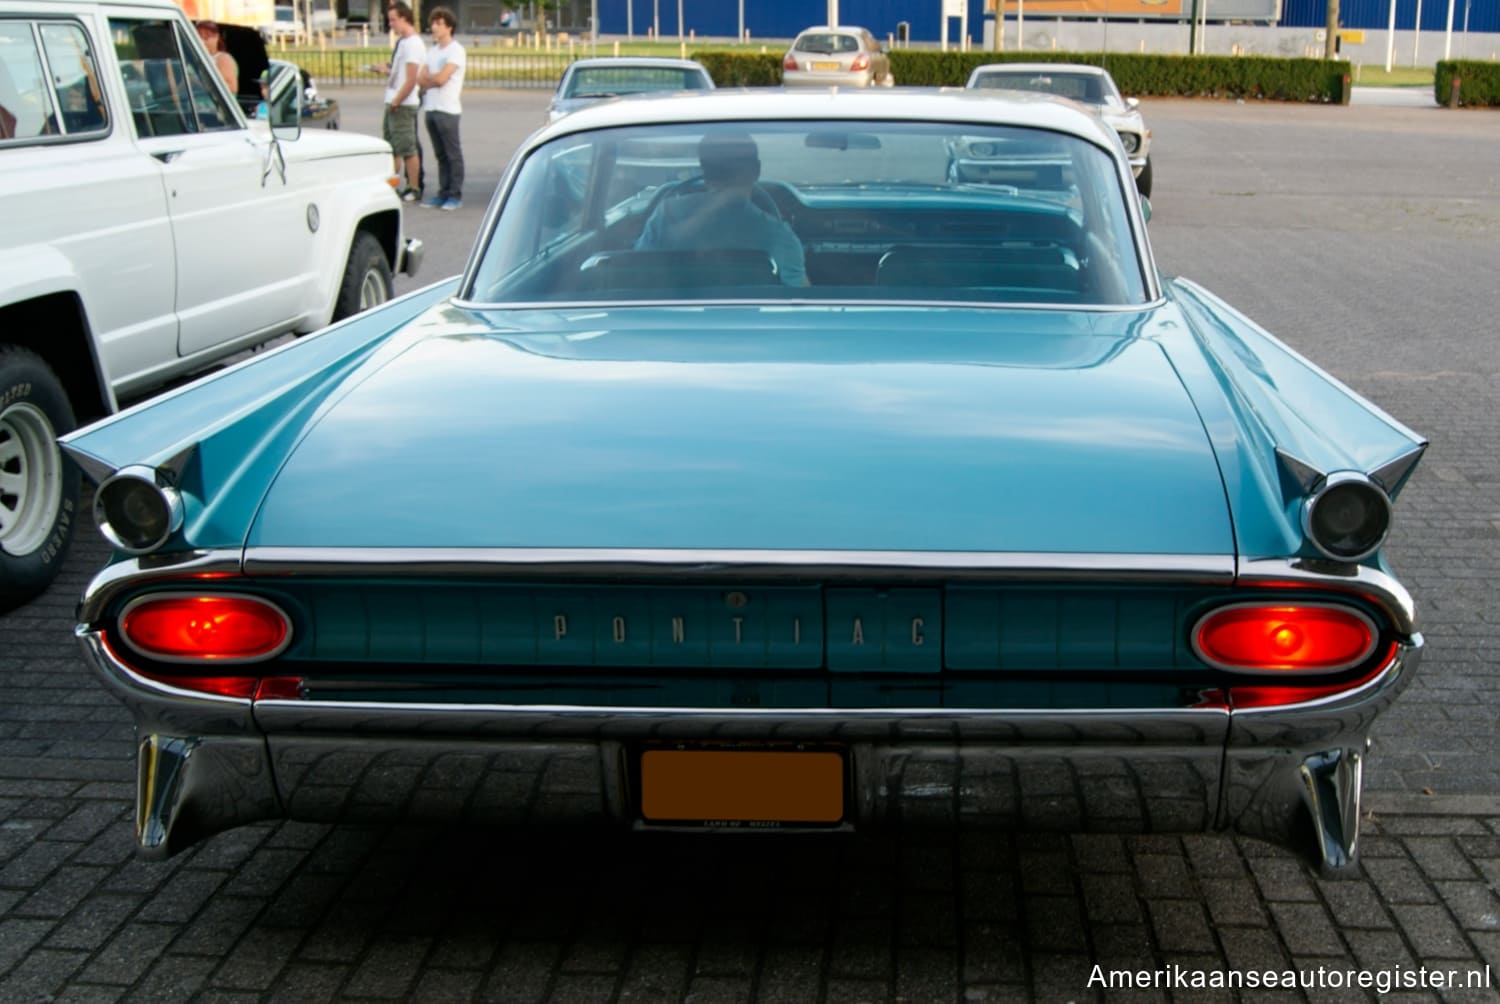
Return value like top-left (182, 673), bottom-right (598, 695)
top-left (235, 642), bottom-right (1420, 724)
top-left (242, 547), bottom-right (1235, 582)
top-left (249, 697), bottom-right (1231, 722)
top-left (78, 628), bottom-right (254, 713)
top-left (79, 549), bottom-right (244, 624)
top-left (1235, 557), bottom-right (1418, 637)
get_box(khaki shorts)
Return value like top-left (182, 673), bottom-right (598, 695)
top-left (383, 104), bottom-right (419, 158)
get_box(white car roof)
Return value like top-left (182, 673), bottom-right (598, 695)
top-left (534, 87), bottom-right (1122, 152)
top-left (971, 62), bottom-right (1114, 77)
top-left (561, 57), bottom-right (708, 71)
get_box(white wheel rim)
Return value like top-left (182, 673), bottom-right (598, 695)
top-left (359, 267), bottom-right (389, 310)
top-left (0, 400), bottom-right (62, 557)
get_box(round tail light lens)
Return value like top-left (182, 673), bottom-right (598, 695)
top-left (120, 594), bottom-right (291, 663)
top-left (851, 53), bottom-right (870, 71)
top-left (1193, 604), bottom-right (1377, 674)
top-left (1303, 473), bottom-right (1391, 561)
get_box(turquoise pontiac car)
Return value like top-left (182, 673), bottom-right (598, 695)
top-left (60, 90), bottom-right (1425, 874)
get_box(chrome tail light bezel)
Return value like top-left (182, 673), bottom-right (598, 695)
top-left (94, 465), bottom-right (184, 555)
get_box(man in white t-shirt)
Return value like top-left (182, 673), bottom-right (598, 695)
top-left (417, 7), bottom-right (465, 210)
top-left (376, 1), bottom-right (425, 201)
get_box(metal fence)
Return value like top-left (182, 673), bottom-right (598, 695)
top-left (291, 49), bottom-right (579, 89)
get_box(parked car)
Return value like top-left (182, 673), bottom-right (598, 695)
top-left (0, 0), bottom-right (421, 607)
top-left (62, 90), bottom-right (1424, 877)
top-left (782, 25), bottom-right (894, 88)
top-left (967, 62), bottom-right (1152, 196)
top-left (548, 56), bottom-right (714, 123)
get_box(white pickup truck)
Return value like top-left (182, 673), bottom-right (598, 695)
top-left (0, 0), bottom-right (421, 606)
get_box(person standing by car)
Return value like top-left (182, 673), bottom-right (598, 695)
top-left (376, 1), bottom-right (424, 201)
top-left (418, 7), bottom-right (465, 210)
top-left (195, 20), bottom-right (238, 93)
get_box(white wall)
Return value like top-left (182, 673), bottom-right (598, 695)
top-left (959, 18), bottom-right (1500, 63)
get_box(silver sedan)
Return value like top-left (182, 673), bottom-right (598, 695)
top-left (782, 26), bottom-right (894, 88)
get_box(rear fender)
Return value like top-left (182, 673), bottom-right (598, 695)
top-left (1161, 278), bottom-right (1426, 563)
top-left (60, 279), bottom-right (458, 552)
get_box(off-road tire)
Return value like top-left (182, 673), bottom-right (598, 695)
top-left (332, 230), bottom-right (393, 322)
top-left (0, 346), bottom-right (79, 610)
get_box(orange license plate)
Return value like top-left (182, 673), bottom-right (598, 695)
top-left (812, 61), bottom-right (841, 71)
top-left (640, 748), bottom-right (845, 825)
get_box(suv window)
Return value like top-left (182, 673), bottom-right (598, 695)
top-left (0, 19), bottom-right (107, 142)
top-left (110, 17), bottom-right (237, 136)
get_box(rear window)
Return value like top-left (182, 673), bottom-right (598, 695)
top-left (973, 72), bottom-right (1112, 105)
top-left (794, 33), bottom-right (860, 54)
top-left (564, 65), bottom-right (710, 98)
top-left (467, 119), bottom-right (1148, 308)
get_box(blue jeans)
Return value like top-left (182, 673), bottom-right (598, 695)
top-left (424, 110), bottom-right (464, 201)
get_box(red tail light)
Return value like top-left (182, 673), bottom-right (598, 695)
top-left (1193, 604), bottom-right (1377, 674)
top-left (851, 53), bottom-right (870, 71)
top-left (783, 54), bottom-right (798, 70)
top-left (120, 594), bottom-right (291, 663)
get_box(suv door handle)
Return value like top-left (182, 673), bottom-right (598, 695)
top-left (151, 150), bottom-right (184, 163)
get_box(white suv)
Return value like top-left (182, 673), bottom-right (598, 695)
top-left (0, 0), bottom-right (421, 606)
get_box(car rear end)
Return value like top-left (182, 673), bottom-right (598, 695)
top-left (73, 543), bottom-right (1419, 869)
top-left (782, 30), bottom-right (875, 87)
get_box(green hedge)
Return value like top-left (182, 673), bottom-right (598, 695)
top-left (692, 49), bottom-right (1352, 103)
top-left (1435, 60), bottom-right (1500, 106)
top-left (692, 50), bottom-right (785, 86)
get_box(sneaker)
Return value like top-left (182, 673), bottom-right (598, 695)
top-left (419, 196), bottom-right (445, 209)
top-left (397, 187), bottom-right (419, 203)
top-left (439, 198), bottom-right (462, 211)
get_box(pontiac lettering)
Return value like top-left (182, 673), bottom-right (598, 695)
top-left (851, 618), bottom-right (865, 645)
top-left (912, 617), bottom-right (925, 646)
top-left (529, 588), bottom-right (824, 666)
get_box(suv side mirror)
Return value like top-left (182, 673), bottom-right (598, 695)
top-left (264, 59), bottom-right (302, 139)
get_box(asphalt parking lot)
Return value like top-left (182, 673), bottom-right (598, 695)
top-left (2, 87), bottom-right (1499, 1002)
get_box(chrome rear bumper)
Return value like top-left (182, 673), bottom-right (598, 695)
top-left (79, 627), bottom-right (1419, 874)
